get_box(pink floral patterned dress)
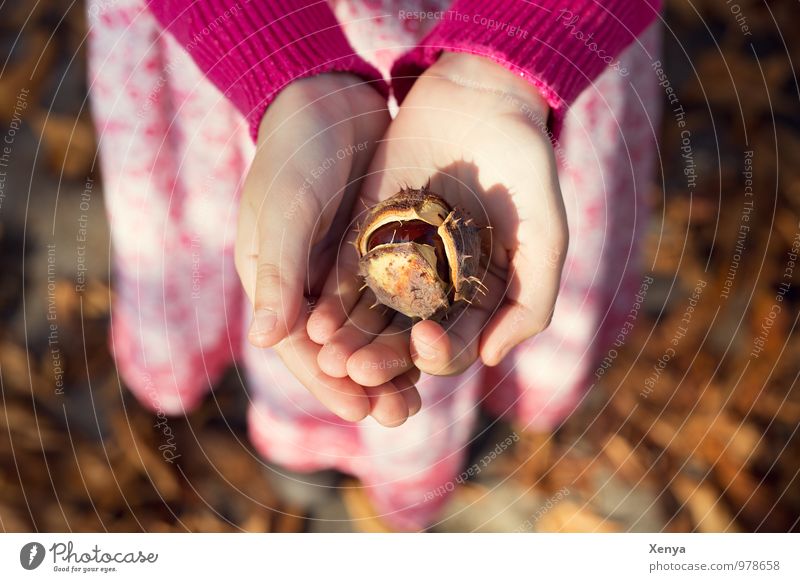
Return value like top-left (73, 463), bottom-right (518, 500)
top-left (87, 0), bottom-right (661, 530)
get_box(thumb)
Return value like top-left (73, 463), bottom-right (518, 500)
top-left (245, 180), bottom-right (324, 348)
top-left (239, 76), bottom-right (389, 348)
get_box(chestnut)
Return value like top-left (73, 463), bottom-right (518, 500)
top-left (355, 187), bottom-right (484, 320)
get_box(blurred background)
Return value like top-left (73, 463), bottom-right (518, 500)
top-left (1, 0), bottom-right (798, 532)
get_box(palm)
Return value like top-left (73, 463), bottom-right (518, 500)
top-left (308, 54), bottom-right (567, 389)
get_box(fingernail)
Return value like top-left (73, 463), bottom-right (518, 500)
top-left (249, 308), bottom-right (277, 339)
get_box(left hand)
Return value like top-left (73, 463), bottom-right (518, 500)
top-left (307, 52), bottom-right (568, 389)
top-left (236, 73), bottom-right (420, 426)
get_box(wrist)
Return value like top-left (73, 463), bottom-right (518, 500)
top-left (257, 72), bottom-right (386, 145)
top-left (427, 52), bottom-right (550, 117)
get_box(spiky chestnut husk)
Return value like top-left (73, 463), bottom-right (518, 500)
top-left (355, 187), bottom-right (484, 320)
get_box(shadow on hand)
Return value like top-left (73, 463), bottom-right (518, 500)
top-left (335, 160), bottom-right (522, 339)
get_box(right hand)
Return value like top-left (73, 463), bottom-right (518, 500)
top-left (235, 73), bottom-right (421, 426)
top-left (307, 53), bottom-right (567, 391)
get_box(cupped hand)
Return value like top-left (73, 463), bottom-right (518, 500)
top-left (236, 73), bottom-right (421, 426)
top-left (308, 53), bottom-right (568, 389)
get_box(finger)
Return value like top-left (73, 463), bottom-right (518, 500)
top-left (367, 381), bottom-right (411, 427)
top-left (247, 186), bottom-right (325, 348)
top-left (235, 198), bottom-right (259, 302)
top-left (246, 91), bottom-right (385, 349)
top-left (274, 314), bottom-right (371, 422)
top-left (480, 303), bottom-right (554, 366)
top-left (395, 369), bottom-right (422, 417)
top-left (317, 290), bottom-right (393, 377)
top-left (479, 245), bottom-right (564, 366)
top-left (347, 316), bottom-right (414, 387)
top-left (410, 264), bottom-right (504, 375)
top-left (307, 228), bottom-right (364, 344)
top-left (411, 318), bottom-right (478, 376)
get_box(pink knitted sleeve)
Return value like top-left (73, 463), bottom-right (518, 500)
top-left (392, 0), bottom-right (662, 131)
top-left (146, 0), bottom-right (389, 140)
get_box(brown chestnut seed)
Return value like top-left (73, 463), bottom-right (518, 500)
top-left (355, 187), bottom-right (484, 320)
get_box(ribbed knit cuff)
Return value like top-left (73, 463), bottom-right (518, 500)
top-left (147, 0), bottom-right (389, 141)
top-left (391, 0), bottom-right (661, 136)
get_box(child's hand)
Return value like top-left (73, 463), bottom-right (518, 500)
top-left (236, 73), bottom-right (388, 348)
top-left (237, 74), bottom-right (422, 426)
top-left (308, 53), bottom-right (568, 388)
